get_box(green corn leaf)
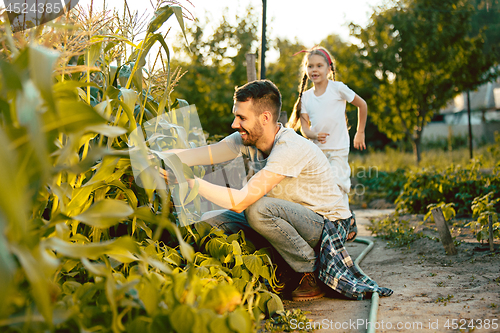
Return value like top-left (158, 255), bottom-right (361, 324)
top-left (54, 147), bottom-right (123, 176)
top-left (120, 87), bottom-right (138, 114)
top-left (157, 152), bottom-right (188, 204)
top-left (44, 236), bottom-right (138, 260)
top-left (0, 59), bottom-right (22, 91)
top-left (127, 34), bottom-right (170, 92)
top-left (84, 124), bottom-right (127, 138)
top-left (72, 199), bottom-right (134, 228)
top-left (136, 220), bottom-right (153, 238)
top-left (65, 183), bottom-right (100, 216)
top-left (108, 180), bottom-right (138, 209)
top-left (53, 80), bottom-right (100, 94)
top-left (145, 257), bottom-right (173, 275)
top-left (11, 245), bottom-right (53, 325)
top-left (41, 100), bottom-right (107, 136)
top-left (90, 35), bottom-right (140, 49)
top-left (132, 206), bottom-right (177, 236)
top-left (81, 257), bottom-right (108, 276)
top-left (183, 175), bottom-right (199, 206)
top-left (85, 42), bottom-right (102, 68)
top-left (0, 225), bottom-right (15, 314)
top-left (109, 65), bottom-right (119, 87)
top-left (128, 130), bottom-right (166, 199)
top-left (15, 80), bottom-right (50, 177)
top-left (29, 45), bottom-right (59, 112)
top-left (147, 5), bottom-right (175, 34)
top-left (0, 98), bottom-right (12, 124)
top-left (0, 128), bottom-right (29, 240)
top-left (84, 156), bottom-right (121, 186)
top-left (129, 62), bottom-right (144, 92)
top-left (1, 20), bottom-right (19, 58)
top-left (103, 40), bottom-right (119, 55)
top-left (172, 6), bottom-right (190, 49)
top-left (112, 99), bottom-right (138, 130)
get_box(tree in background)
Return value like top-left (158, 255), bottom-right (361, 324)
top-left (265, 38), bottom-right (304, 118)
top-left (170, 6), bottom-right (260, 138)
top-left (351, 0), bottom-right (499, 164)
top-left (470, 0), bottom-right (500, 57)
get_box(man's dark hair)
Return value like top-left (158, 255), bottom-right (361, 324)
top-left (233, 80), bottom-right (282, 122)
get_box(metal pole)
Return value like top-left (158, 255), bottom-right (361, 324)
top-left (260, 0), bottom-right (267, 79)
top-left (467, 90), bottom-right (473, 159)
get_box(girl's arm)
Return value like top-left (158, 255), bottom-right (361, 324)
top-left (351, 94), bottom-right (367, 150)
top-left (299, 113), bottom-right (329, 144)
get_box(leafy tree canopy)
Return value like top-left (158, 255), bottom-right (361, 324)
top-left (351, 0), bottom-right (499, 163)
top-left (170, 6), bottom-right (260, 138)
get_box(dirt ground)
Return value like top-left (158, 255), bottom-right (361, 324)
top-left (282, 209), bottom-right (500, 333)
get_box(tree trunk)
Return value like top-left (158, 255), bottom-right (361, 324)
top-left (411, 135), bottom-right (422, 165)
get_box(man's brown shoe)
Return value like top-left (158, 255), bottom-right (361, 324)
top-left (291, 272), bottom-right (325, 301)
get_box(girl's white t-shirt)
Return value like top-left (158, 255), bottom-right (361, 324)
top-left (301, 80), bottom-right (355, 150)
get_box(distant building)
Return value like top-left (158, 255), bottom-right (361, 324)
top-left (422, 77), bottom-right (500, 145)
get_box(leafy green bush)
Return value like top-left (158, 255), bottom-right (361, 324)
top-left (263, 309), bottom-right (312, 332)
top-left (368, 216), bottom-right (425, 248)
top-left (421, 133), bottom-right (468, 151)
top-left (466, 192), bottom-right (500, 241)
top-left (395, 160), bottom-right (500, 216)
top-left (354, 168), bottom-right (406, 203)
top-left (424, 202), bottom-right (456, 222)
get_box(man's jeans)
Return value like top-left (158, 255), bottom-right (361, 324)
top-left (201, 197), bottom-right (325, 272)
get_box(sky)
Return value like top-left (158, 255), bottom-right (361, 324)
top-left (180, 0), bottom-right (386, 45)
top-left (74, 0), bottom-right (387, 55)
top-left (0, 0), bottom-right (387, 60)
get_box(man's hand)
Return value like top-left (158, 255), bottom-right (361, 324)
top-left (158, 166), bottom-right (177, 184)
top-left (149, 154), bottom-right (177, 184)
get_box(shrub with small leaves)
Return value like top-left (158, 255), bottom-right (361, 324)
top-left (368, 216), bottom-right (424, 248)
top-left (264, 309), bottom-right (313, 332)
top-left (424, 202), bottom-right (456, 222)
top-left (466, 191), bottom-right (500, 242)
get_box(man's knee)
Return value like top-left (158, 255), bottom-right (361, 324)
top-left (244, 199), bottom-right (274, 232)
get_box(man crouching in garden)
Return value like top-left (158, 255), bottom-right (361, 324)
top-left (159, 80), bottom-right (391, 301)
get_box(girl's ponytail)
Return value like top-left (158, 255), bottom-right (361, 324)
top-left (287, 73), bottom-right (308, 130)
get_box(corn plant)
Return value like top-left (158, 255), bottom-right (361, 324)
top-left (0, 2), bottom-right (282, 332)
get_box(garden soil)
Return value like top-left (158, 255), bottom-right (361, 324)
top-left (282, 209), bottom-right (500, 333)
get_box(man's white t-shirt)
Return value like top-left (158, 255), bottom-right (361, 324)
top-left (301, 80), bottom-right (355, 150)
top-left (222, 125), bottom-right (351, 221)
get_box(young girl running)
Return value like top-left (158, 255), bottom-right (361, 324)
top-left (287, 46), bottom-right (367, 242)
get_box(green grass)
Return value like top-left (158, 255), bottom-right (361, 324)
top-left (350, 144), bottom-right (499, 173)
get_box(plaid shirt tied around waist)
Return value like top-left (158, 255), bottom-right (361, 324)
top-left (318, 217), bottom-right (394, 300)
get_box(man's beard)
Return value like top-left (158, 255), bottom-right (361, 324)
top-left (241, 123), bottom-right (263, 146)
